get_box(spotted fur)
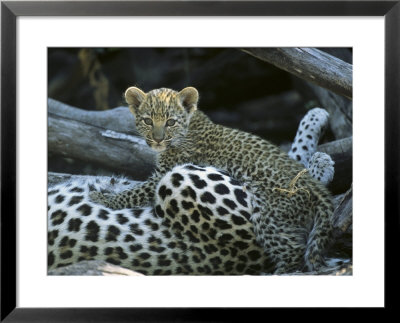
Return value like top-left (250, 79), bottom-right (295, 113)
top-left (288, 107), bottom-right (334, 186)
top-left (90, 87), bottom-right (335, 273)
top-left (307, 152), bottom-right (335, 185)
top-left (49, 165), bottom-right (272, 274)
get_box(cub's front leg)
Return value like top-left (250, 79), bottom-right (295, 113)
top-left (89, 150), bottom-right (179, 209)
top-left (90, 175), bottom-right (159, 209)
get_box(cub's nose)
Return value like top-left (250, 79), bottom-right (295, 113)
top-left (152, 127), bottom-right (165, 143)
top-left (154, 136), bottom-right (164, 143)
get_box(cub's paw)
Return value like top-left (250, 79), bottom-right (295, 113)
top-left (307, 152), bottom-right (335, 185)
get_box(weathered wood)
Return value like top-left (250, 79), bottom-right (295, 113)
top-left (289, 263), bottom-right (352, 276)
top-left (319, 136), bottom-right (352, 194)
top-left (242, 47), bottom-right (353, 99)
top-left (48, 114), bottom-right (156, 180)
top-left (319, 136), bottom-right (352, 157)
top-left (305, 83), bottom-right (352, 139)
top-left (332, 185), bottom-right (353, 233)
top-left (329, 186), bottom-right (352, 260)
top-left (241, 48), bottom-right (353, 139)
top-left (48, 260), bottom-right (144, 276)
top-left (48, 98), bottom-right (138, 135)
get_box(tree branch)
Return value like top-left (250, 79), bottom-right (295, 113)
top-left (48, 98), bottom-right (138, 135)
top-left (298, 80), bottom-right (352, 139)
top-left (48, 114), bottom-right (156, 180)
top-left (319, 136), bottom-right (352, 194)
top-left (242, 47), bottom-right (352, 99)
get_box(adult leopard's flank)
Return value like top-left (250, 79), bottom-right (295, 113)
top-left (49, 164), bottom-right (271, 274)
top-left (90, 86), bottom-right (334, 274)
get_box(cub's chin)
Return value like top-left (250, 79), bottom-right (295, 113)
top-left (151, 144), bottom-right (167, 152)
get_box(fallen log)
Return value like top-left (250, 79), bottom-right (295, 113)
top-left (48, 98), bottom-right (138, 135)
top-left (298, 80), bottom-right (353, 139)
top-left (48, 114), bottom-right (155, 180)
top-left (48, 260), bottom-right (144, 276)
top-left (332, 185), bottom-right (353, 233)
top-left (319, 136), bottom-right (352, 194)
top-left (329, 186), bottom-right (353, 260)
top-left (242, 47), bottom-right (352, 99)
top-left (242, 48), bottom-right (353, 139)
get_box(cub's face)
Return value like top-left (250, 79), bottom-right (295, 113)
top-left (125, 87), bottom-right (198, 152)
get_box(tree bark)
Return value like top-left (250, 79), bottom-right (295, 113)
top-left (48, 260), bottom-right (144, 276)
top-left (319, 136), bottom-right (352, 194)
top-left (48, 114), bottom-right (156, 180)
top-left (332, 185), bottom-right (353, 233)
top-left (242, 47), bottom-right (352, 99)
top-left (329, 186), bottom-right (353, 262)
top-left (48, 98), bottom-right (138, 135)
top-left (299, 81), bottom-right (352, 139)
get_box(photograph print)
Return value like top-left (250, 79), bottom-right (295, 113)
top-left (47, 47), bottom-right (352, 276)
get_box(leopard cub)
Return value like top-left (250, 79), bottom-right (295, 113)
top-left (91, 87), bottom-right (335, 274)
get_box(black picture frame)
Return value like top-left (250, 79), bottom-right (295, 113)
top-left (1, 1), bottom-right (398, 321)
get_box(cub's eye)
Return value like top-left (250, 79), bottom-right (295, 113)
top-left (166, 119), bottom-right (176, 127)
top-left (143, 118), bottom-right (153, 126)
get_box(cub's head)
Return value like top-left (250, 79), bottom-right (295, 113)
top-left (125, 87), bottom-right (198, 152)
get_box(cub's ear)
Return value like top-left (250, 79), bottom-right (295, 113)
top-left (125, 87), bottom-right (146, 115)
top-left (178, 87), bottom-right (198, 114)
